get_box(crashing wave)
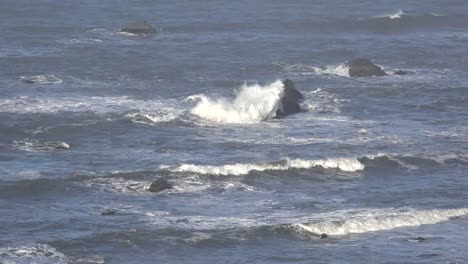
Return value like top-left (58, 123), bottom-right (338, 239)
top-left (161, 157), bottom-right (365, 176)
top-left (293, 207), bottom-right (468, 236)
top-left (19, 75), bottom-right (63, 84)
top-left (190, 80), bottom-right (284, 123)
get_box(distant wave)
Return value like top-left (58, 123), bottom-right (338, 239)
top-left (161, 157), bottom-right (365, 176)
top-left (190, 80), bottom-right (284, 123)
top-left (287, 13), bottom-right (468, 33)
top-left (19, 75), bottom-right (63, 84)
top-left (293, 207), bottom-right (468, 236)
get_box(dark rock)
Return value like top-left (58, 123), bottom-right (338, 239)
top-left (320, 233), bottom-right (328, 239)
top-left (275, 79), bottom-right (304, 118)
top-left (345, 58), bottom-right (387, 77)
top-left (101, 209), bottom-right (116, 216)
top-left (121, 21), bottom-right (156, 34)
top-left (149, 178), bottom-right (172, 193)
top-left (411, 236), bottom-right (425, 242)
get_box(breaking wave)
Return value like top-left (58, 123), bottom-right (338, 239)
top-left (161, 152), bottom-right (468, 176)
top-left (293, 207), bottom-right (468, 236)
top-left (13, 140), bottom-right (70, 152)
top-left (190, 80), bottom-right (284, 123)
top-left (161, 157), bottom-right (365, 176)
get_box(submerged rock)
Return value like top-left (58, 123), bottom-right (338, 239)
top-left (344, 58), bottom-right (387, 77)
top-left (101, 209), bottom-right (116, 216)
top-left (409, 236), bottom-right (426, 242)
top-left (149, 178), bottom-right (172, 193)
top-left (275, 79), bottom-right (304, 118)
top-left (121, 21), bottom-right (156, 34)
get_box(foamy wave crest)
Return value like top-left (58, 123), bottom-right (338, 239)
top-left (125, 109), bottom-right (180, 124)
top-left (161, 157), bottom-right (365, 176)
top-left (294, 207), bottom-right (468, 236)
top-left (190, 80), bottom-right (284, 123)
top-left (377, 10), bottom-right (406, 19)
top-left (19, 75), bottom-right (63, 84)
top-left (0, 243), bottom-right (67, 264)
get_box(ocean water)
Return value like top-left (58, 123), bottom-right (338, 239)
top-left (1, 1), bottom-right (468, 263)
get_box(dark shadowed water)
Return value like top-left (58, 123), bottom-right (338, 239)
top-left (1, 1), bottom-right (468, 263)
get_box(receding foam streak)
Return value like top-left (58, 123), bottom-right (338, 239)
top-left (190, 80), bottom-right (284, 123)
top-left (161, 157), bottom-right (365, 176)
top-left (19, 75), bottom-right (63, 84)
top-left (0, 244), bottom-right (67, 264)
top-left (294, 208), bottom-right (468, 236)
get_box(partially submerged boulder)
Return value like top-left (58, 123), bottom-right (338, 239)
top-left (345, 58), bottom-right (387, 77)
top-left (276, 79), bottom-right (305, 118)
top-left (148, 178), bottom-right (172, 193)
top-left (121, 21), bottom-right (156, 34)
top-left (101, 209), bottom-right (116, 216)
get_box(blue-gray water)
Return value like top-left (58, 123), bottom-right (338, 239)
top-left (1, 1), bottom-right (468, 263)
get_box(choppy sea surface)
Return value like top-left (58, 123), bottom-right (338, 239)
top-left (1, 1), bottom-right (468, 263)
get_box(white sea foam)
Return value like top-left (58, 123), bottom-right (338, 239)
top-left (190, 80), bottom-right (284, 123)
top-left (388, 10), bottom-right (405, 19)
top-left (0, 96), bottom-right (180, 117)
top-left (320, 64), bottom-right (350, 77)
top-left (57, 38), bottom-right (103, 44)
top-left (13, 140), bottom-right (70, 152)
top-left (161, 157), bottom-right (365, 176)
top-left (375, 10), bottom-right (406, 20)
top-left (294, 207), bottom-right (468, 236)
top-left (19, 75), bottom-right (63, 84)
top-left (125, 109), bottom-right (180, 124)
top-left (0, 243), bottom-right (67, 264)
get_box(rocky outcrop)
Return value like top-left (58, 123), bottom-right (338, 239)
top-left (345, 58), bottom-right (387, 77)
top-left (275, 79), bottom-right (304, 118)
top-left (121, 21), bottom-right (156, 34)
top-left (148, 178), bottom-right (172, 193)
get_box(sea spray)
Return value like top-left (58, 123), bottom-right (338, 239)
top-left (190, 80), bottom-right (285, 123)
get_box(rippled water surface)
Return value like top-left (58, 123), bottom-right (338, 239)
top-left (1, 1), bottom-right (468, 263)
